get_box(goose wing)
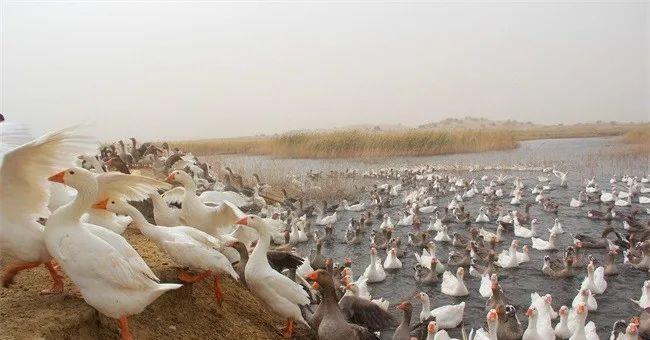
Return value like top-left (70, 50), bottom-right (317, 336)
top-left (1, 126), bottom-right (92, 220)
top-left (97, 172), bottom-right (171, 201)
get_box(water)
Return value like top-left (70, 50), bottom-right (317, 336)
top-left (217, 137), bottom-right (649, 338)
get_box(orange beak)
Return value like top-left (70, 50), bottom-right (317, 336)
top-left (311, 282), bottom-right (320, 290)
top-left (48, 171), bottom-right (66, 184)
top-left (92, 198), bottom-right (109, 210)
top-left (397, 302), bottom-right (407, 310)
top-left (525, 308), bottom-right (533, 317)
top-left (165, 173), bottom-right (175, 183)
top-left (106, 158), bottom-right (113, 166)
top-left (305, 271), bottom-right (319, 282)
top-left (235, 216), bottom-right (249, 226)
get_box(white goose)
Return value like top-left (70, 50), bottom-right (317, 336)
top-left (342, 199), bottom-right (365, 212)
top-left (479, 225), bottom-right (504, 243)
top-left (496, 240), bottom-right (520, 268)
top-left (532, 232), bottom-right (558, 251)
top-left (315, 209), bottom-right (337, 226)
top-left (44, 168), bottom-right (182, 340)
top-left (414, 242), bottom-right (445, 273)
top-left (514, 218), bottom-right (540, 238)
top-left (434, 225), bottom-right (452, 243)
top-left (0, 126), bottom-right (91, 294)
top-left (523, 307), bottom-right (542, 340)
top-left (415, 292), bottom-right (465, 329)
top-left (441, 267), bottom-right (469, 297)
top-left (580, 262), bottom-right (607, 294)
top-left (614, 195), bottom-right (632, 207)
top-left (470, 309), bottom-right (499, 340)
top-left (475, 207), bottom-right (490, 223)
top-left (429, 212), bottom-right (444, 231)
top-left (428, 321), bottom-right (459, 340)
top-left (630, 280), bottom-right (650, 309)
top-left (234, 215), bottom-right (310, 338)
top-left (570, 192), bottom-right (585, 208)
top-left (380, 214), bottom-right (395, 230)
top-left (479, 273), bottom-right (498, 298)
top-left (572, 288), bottom-right (597, 311)
top-left (101, 198), bottom-right (238, 305)
top-left (166, 170), bottom-right (243, 235)
top-left (149, 190), bottom-right (184, 227)
top-left (554, 306), bottom-right (571, 339)
top-left (397, 210), bottom-right (415, 226)
top-left (569, 303), bottom-right (598, 340)
top-left (362, 247), bottom-right (387, 283)
top-left (383, 248), bottom-right (402, 269)
top-left (549, 218), bottom-right (565, 234)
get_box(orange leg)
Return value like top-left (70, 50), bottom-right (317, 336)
top-left (40, 260), bottom-right (64, 295)
top-left (178, 270), bottom-right (211, 283)
top-left (118, 316), bottom-right (133, 340)
top-left (213, 274), bottom-right (223, 306)
top-left (2, 261), bottom-right (41, 288)
top-left (281, 318), bottom-right (295, 338)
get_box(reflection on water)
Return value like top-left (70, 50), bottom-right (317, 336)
top-left (216, 137), bottom-right (648, 339)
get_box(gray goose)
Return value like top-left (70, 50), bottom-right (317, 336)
top-left (392, 301), bottom-right (413, 340)
top-left (305, 269), bottom-right (380, 340)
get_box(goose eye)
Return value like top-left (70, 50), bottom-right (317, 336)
top-left (111, 201), bottom-right (115, 204)
top-left (69, 171), bottom-right (75, 175)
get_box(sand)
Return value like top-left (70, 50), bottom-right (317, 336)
top-left (0, 228), bottom-right (315, 340)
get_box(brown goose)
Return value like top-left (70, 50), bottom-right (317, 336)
top-left (393, 301), bottom-right (413, 340)
top-left (106, 156), bottom-right (130, 174)
top-left (305, 270), bottom-right (379, 340)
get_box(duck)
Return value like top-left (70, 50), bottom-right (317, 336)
top-left (304, 269), bottom-right (380, 339)
top-left (441, 267), bottom-right (469, 297)
top-left (514, 218), bottom-right (540, 238)
top-left (532, 232), bottom-right (558, 251)
top-left (166, 170), bottom-right (242, 236)
top-left (554, 306), bottom-right (571, 339)
top-left (580, 261), bottom-right (607, 294)
top-left (383, 247), bottom-right (402, 270)
top-left (362, 247), bottom-right (387, 283)
top-left (234, 215), bottom-right (310, 338)
top-left (99, 197), bottom-right (238, 304)
top-left (470, 309), bottom-right (499, 340)
top-left (44, 168), bottom-right (183, 340)
top-left (631, 280), bottom-right (650, 309)
top-left (0, 126), bottom-right (93, 294)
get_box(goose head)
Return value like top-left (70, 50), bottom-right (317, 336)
top-left (166, 170), bottom-right (194, 187)
top-left (48, 167), bottom-right (95, 190)
top-left (427, 321), bottom-right (437, 336)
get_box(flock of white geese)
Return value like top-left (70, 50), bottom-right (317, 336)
top-left (1, 116), bottom-right (649, 340)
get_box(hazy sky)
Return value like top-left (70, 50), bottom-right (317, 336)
top-left (2, 1), bottom-right (648, 141)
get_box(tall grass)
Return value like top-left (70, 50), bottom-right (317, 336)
top-left (173, 129), bottom-right (517, 158)
top-left (621, 127), bottom-right (650, 145)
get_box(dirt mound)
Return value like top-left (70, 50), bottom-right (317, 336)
top-left (0, 228), bottom-right (315, 339)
